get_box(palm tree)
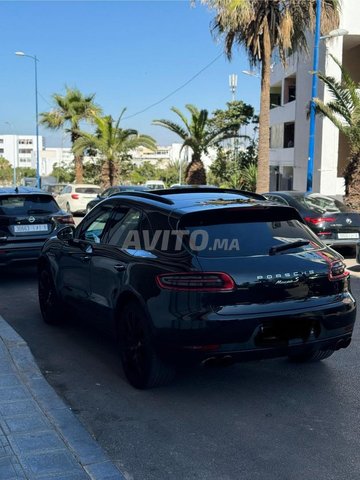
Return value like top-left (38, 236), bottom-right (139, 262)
top-left (313, 56), bottom-right (360, 208)
top-left (202, 0), bottom-right (339, 193)
top-left (40, 87), bottom-right (101, 183)
top-left (74, 110), bottom-right (156, 188)
top-left (153, 104), bottom-right (244, 184)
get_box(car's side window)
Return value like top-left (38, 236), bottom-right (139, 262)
top-left (107, 208), bottom-right (142, 248)
top-left (60, 186), bottom-right (69, 195)
top-left (102, 188), bottom-right (112, 197)
top-left (268, 195), bottom-right (288, 206)
top-left (79, 206), bottom-right (114, 244)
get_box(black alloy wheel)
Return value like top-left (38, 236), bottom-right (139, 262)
top-left (288, 349), bottom-right (335, 363)
top-left (38, 268), bottom-right (64, 325)
top-left (118, 301), bottom-right (175, 389)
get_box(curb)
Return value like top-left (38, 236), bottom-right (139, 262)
top-left (0, 315), bottom-right (126, 480)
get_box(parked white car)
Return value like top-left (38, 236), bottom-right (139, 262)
top-left (144, 180), bottom-right (165, 190)
top-left (56, 184), bottom-right (101, 214)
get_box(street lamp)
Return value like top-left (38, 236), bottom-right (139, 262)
top-left (306, 0), bottom-right (348, 192)
top-left (15, 51), bottom-right (40, 189)
top-left (242, 70), bottom-right (260, 78)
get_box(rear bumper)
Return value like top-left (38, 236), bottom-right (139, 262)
top-left (323, 238), bottom-right (359, 247)
top-left (151, 294), bottom-right (356, 362)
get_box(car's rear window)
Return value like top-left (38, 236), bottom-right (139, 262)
top-left (46, 185), bottom-right (66, 194)
top-left (184, 220), bottom-right (323, 257)
top-left (294, 194), bottom-right (352, 213)
top-left (0, 195), bottom-right (59, 215)
top-left (75, 187), bottom-right (101, 194)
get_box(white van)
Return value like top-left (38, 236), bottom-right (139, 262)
top-left (145, 180), bottom-right (165, 190)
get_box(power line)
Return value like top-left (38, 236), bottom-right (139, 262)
top-left (123, 51), bottom-right (224, 120)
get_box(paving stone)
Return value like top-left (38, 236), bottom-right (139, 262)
top-left (8, 430), bottom-right (67, 456)
top-left (22, 450), bottom-right (84, 476)
top-left (0, 455), bottom-right (25, 479)
top-left (0, 398), bottom-right (41, 418)
top-left (0, 385), bottom-right (28, 402)
top-left (0, 374), bottom-right (23, 389)
top-left (84, 461), bottom-right (126, 480)
top-left (4, 412), bottom-right (49, 434)
top-left (36, 472), bottom-right (90, 480)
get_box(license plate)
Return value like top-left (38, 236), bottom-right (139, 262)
top-left (337, 232), bottom-right (359, 239)
top-left (14, 224), bottom-right (48, 233)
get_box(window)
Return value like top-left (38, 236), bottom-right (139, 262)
top-left (79, 206), bottom-right (113, 243)
top-left (0, 139), bottom-right (3, 144)
top-left (0, 149), bottom-right (4, 154)
top-left (266, 195), bottom-right (289, 206)
top-left (107, 208), bottom-right (141, 247)
top-left (18, 149), bottom-right (33, 154)
top-left (75, 187), bottom-right (101, 194)
top-left (284, 122), bottom-right (295, 148)
top-left (19, 139), bottom-right (33, 145)
top-left (284, 76), bottom-right (296, 104)
top-left (0, 195), bottom-right (58, 215)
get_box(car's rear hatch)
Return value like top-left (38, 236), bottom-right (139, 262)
top-left (0, 194), bottom-right (60, 243)
top-left (180, 205), bottom-right (348, 316)
top-left (320, 212), bottom-right (360, 241)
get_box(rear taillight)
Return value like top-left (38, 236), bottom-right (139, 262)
top-left (304, 216), bottom-right (336, 225)
top-left (71, 193), bottom-right (79, 199)
top-left (328, 260), bottom-right (350, 281)
top-left (53, 215), bottom-right (75, 225)
top-left (156, 272), bottom-right (235, 292)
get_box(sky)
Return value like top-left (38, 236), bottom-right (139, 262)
top-left (0, 0), bottom-right (260, 147)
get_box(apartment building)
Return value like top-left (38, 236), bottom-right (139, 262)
top-left (269, 0), bottom-right (360, 195)
top-left (0, 135), bottom-right (44, 172)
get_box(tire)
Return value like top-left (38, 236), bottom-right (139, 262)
top-left (66, 202), bottom-right (71, 214)
top-left (38, 267), bottom-right (64, 325)
top-left (118, 301), bottom-right (175, 389)
top-left (288, 349), bottom-right (335, 363)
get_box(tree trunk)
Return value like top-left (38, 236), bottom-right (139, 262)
top-left (255, 21), bottom-right (271, 194)
top-left (74, 155), bottom-right (83, 183)
top-left (101, 158), bottom-right (111, 189)
top-left (185, 155), bottom-right (207, 185)
top-left (109, 158), bottom-right (119, 186)
top-left (344, 152), bottom-right (360, 209)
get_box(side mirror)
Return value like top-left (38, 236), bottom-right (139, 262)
top-left (57, 225), bottom-right (75, 242)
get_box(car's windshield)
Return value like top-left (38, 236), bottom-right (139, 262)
top-left (0, 195), bottom-right (59, 215)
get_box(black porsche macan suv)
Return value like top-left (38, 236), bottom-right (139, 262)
top-left (38, 188), bottom-right (356, 389)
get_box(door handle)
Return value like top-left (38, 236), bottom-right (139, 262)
top-left (81, 255), bottom-right (91, 263)
top-left (114, 264), bottom-right (126, 272)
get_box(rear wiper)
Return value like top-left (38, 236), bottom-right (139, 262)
top-left (269, 240), bottom-right (310, 256)
top-left (27, 209), bottom-right (50, 214)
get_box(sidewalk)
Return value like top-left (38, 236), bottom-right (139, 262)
top-left (0, 315), bottom-right (126, 480)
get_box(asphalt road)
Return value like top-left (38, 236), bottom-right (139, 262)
top-left (1, 258), bottom-right (360, 480)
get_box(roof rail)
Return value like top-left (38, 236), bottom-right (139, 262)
top-left (152, 187), bottom-right (266, 200)
top-left (112, 191), bottom-right (174, 205)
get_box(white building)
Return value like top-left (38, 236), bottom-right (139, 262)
top-left (130, 143), bottom-right (216, 170)
top-left (0, 137), bottom-right (218, 178)
top-left (0, 135), bottom-right (44, 172)
top-left (269, 0), bottom-right (360, 194)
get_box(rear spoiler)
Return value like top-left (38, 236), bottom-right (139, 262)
top-left (179, 205), bottom-right (304, 227)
